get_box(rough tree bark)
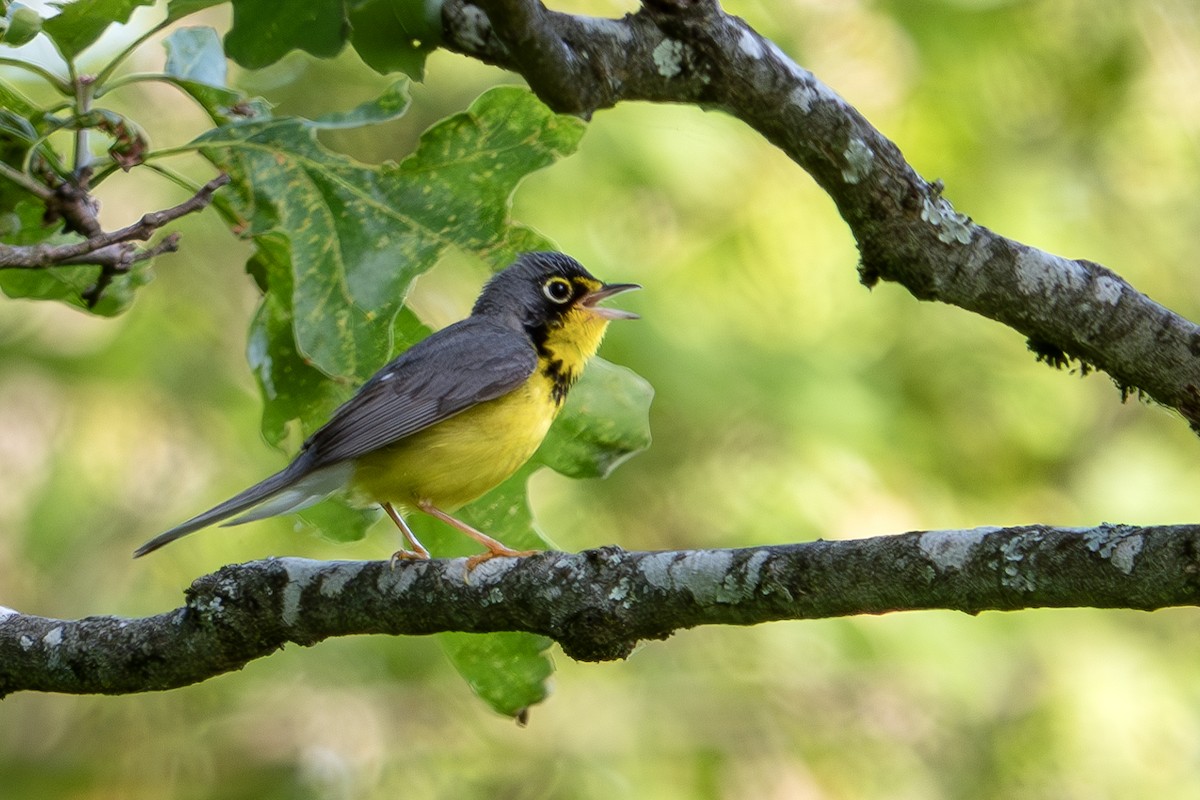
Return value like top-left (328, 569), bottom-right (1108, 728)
top-left (444, 0), bottom-right (1200, 427)
top-left (4, 1), bottom-right (1199, 696)
top-left (3, 524), bottom-right (1198, 696)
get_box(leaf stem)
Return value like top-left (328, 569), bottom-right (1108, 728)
top-left (0, 57), bottom-right (71, 94)
top-left (91, 17), bottom-right (174, 91)
top-left (65, 61), bottom-right (91, 177)
top-left (0, 160), bottom-right (52, 200)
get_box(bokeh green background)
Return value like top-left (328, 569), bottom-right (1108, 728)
top-left (5, 0), bottom-right (1200, 797)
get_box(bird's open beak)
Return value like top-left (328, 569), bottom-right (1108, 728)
top-left (582, 282), bottom-right (641, 320)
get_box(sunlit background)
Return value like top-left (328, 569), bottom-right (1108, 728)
top-left (5, 0), bottom-right (1200, 797)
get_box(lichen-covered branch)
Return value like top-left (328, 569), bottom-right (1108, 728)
top-left (2, 524), bottom-right (1198, 696)
top-left (442, 0), bottom-right (1200, 429)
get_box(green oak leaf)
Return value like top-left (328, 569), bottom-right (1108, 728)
top-left (440, 631), bottom-right (554, 721)
top-left (159, 77), bottom-right (272, 125)
top-left (537, 358), bottom-right (655, 479)
top-left (161, 25), bottom-right (271, 124)
top-left (310, 81), bottom-right (411, 129)
top-left (42, 0), bottom-right (154, 59)
top-left (293, 495), bottom-right (381, 546)
top-left (244, 231), bottom-right (432, 448)
top-left (197, 85), bottom-right (585, 385)
top-left (224, 0), bottom-right (348, 69)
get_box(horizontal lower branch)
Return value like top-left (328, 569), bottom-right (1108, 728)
top-left (2, 523), bottom-right (1197, 697)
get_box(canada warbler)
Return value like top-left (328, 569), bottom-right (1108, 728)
top-left (134, 252), bottom-right (639, 562)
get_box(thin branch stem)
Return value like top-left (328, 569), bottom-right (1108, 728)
top-left (71, 74), bottom-right (93, 176)
top-left (91, 17), bottom-right (172, 91)
top-left (0, 56), bottom-right (71, 94)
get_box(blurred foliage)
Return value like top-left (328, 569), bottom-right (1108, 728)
top-left (4, 0), bottom-right (1200, 798)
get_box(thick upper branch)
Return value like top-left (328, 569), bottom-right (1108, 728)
top-left (441, 1), bottom-right (1200, 429)
top-left (2, 524), bottom-right (1198, 696)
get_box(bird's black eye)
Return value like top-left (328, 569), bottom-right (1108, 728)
top-left (543, 277), bottom-right (573, 304)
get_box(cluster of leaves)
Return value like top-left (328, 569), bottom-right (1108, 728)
top-left (0, 0), bottom-right (652, 717)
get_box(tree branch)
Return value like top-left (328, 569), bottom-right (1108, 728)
top-left (2, 524), bottom-right (1197, 696)
top-left (442, 0), bottom-right (1200, 430)
top-left (0, 173), bottom-right (230, 270)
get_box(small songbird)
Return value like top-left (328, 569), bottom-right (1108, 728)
top-left (134, 252), bottom-right (639, 562)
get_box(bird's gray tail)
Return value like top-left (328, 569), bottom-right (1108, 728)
top-left (133, 461), bottom-right (345, 558)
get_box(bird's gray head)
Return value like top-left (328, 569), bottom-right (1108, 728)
top-left (471, 252), bottom-right (639, 334)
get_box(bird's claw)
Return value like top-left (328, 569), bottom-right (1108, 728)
top-left (389, 548), bottom-right (431, 570)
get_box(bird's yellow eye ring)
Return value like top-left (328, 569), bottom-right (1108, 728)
top-left (543, 277), bottom-right (573, 304)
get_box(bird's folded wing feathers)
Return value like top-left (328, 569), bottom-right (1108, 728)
top-left (302, 319), bottom-right (537, 467)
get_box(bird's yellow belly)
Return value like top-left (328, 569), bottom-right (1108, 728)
top-left (349, 376), bottom-right (556, 512)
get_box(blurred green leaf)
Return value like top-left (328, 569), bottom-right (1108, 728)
top-left (42, 0), bottom-right (154, 59)
top-left (2, 3), bottom-right (43, 46)
top-left (224, 0), bottom-right (348, 69)
top-left (310, 80), bottom-right (411, 129)
top-left (164, 0), bottom-right (225, 24)
top-left (0, 81), bottom-right (37, 118)
top-left (440, 631), bottom-right (554, 720)
top-left (0, 107), bottom-right (38, 213)
top-left (349, 0), bottom-right (442, 80)
top-left (164, 26), bottom-right (226, 86)
top-left (293, 495), bottom-right (380, 544)
top-left (537, 358), bottom-right (654, 479)
top-left (159, 25), bottom-right (272, 125)
top-left (159, 77), bottom-right (272, 125)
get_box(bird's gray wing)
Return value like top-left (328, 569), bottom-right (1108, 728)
top-left (301, 318), bottom-right (537, 468)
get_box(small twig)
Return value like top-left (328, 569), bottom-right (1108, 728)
top-left (77, 234), bottom-right (181, 307)
top-left (45, 173), bottom-right (102, 237)
top-left (0, 173), bottom-right (231, 271)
